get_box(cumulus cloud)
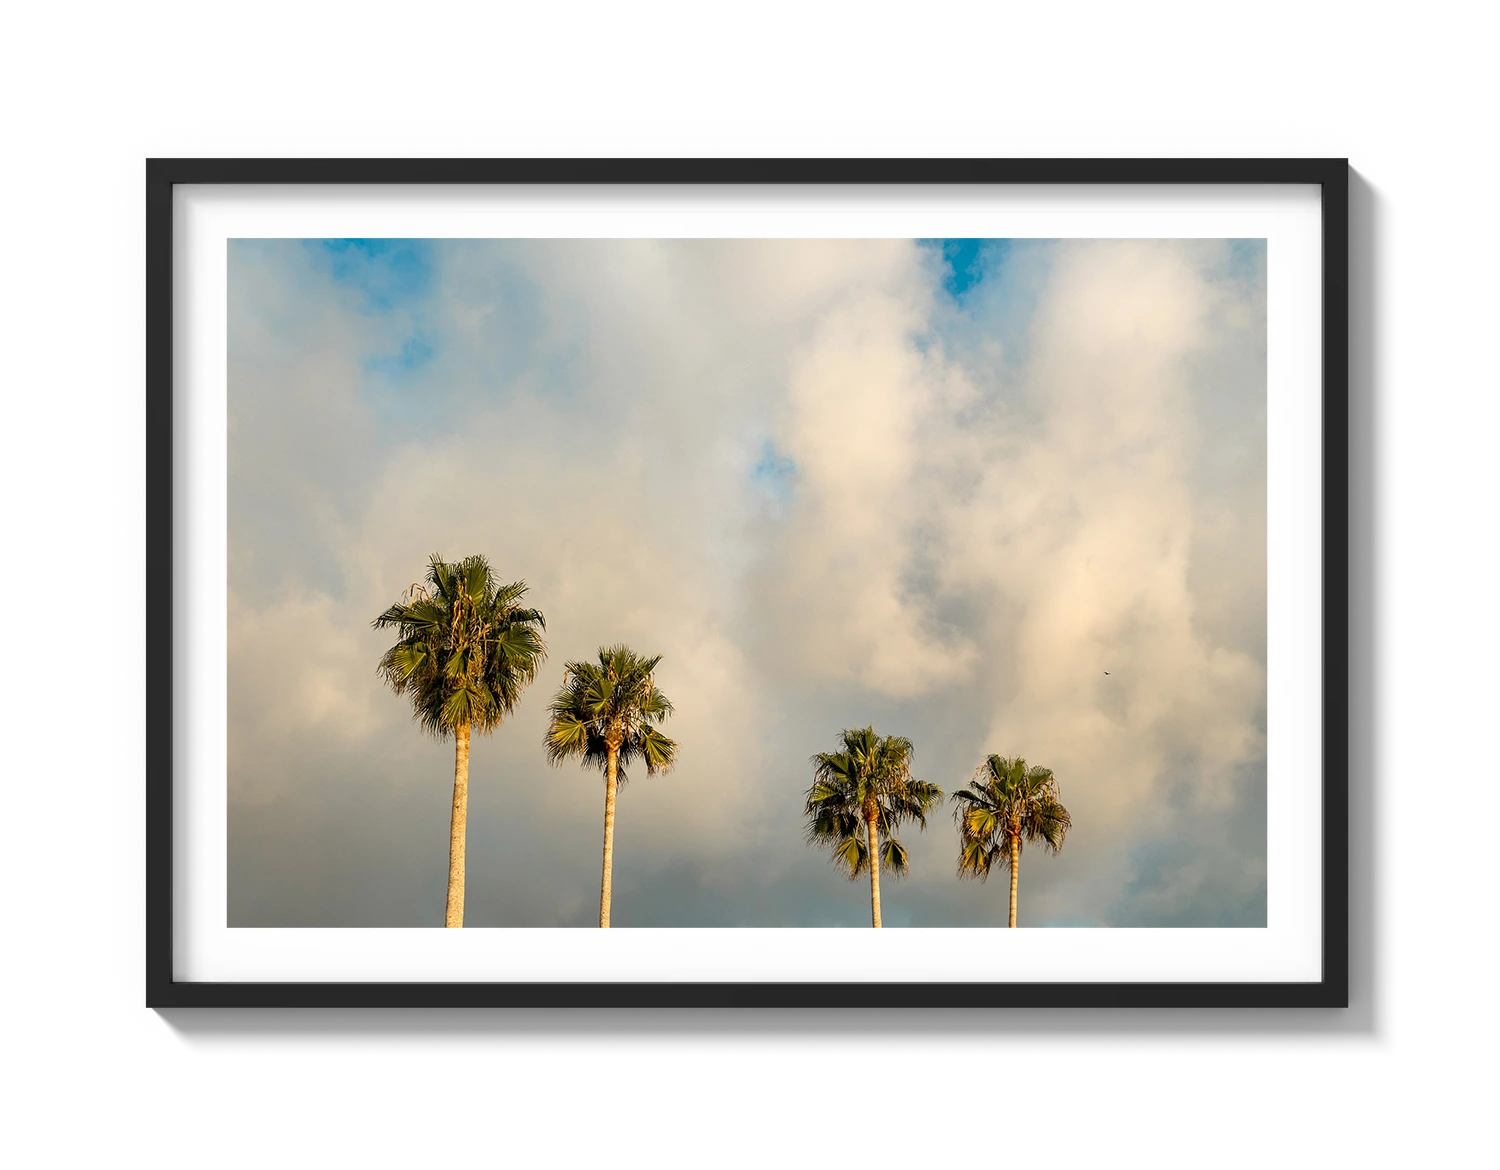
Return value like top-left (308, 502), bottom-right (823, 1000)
top-left (227, 236), bottom-right (1266, 927)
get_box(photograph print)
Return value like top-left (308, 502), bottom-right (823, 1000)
top-left (227, 235), bottom-right (1267, 932)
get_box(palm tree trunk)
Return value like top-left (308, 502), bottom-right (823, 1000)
top-left (445, 722), bottom-right (471, 928)
top-left (599, 747), bottom-right (619, 928)
top-left (1008, 830), bottom-right (1020, 928)
top-left (867, 811), bottom-right (882, 928)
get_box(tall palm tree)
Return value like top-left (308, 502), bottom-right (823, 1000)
top-left (373, 554), bottom-right (546, 928)
top-left (804, 727), bottom-right (942, 928)
top-left (952, 754), bottom-right (1071, 927)
top-left (543, 645), bottom-right (678, 928)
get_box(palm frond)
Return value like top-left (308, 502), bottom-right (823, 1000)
top-left (830, 832), bottom-right (868, 878)
top-left (956, 836), bottom-right (994, 880)
top-left (880, 837), bottom-right (910, 877)
top-left (634, 725), bottom-right (679, 775)
top-left (461, 556), bottom-right (489, 602)
top-left (491, 580), bottom-right (527, 607)
top-left (1026, 796), bottom-right (1072, 853)
top-left (964, 806), bottom-right (1000, 839)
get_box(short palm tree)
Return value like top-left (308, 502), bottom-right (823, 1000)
top-left (804, 727), bottom-right (942, 927)
top-left (544, 645), bottom-right (678, 928)
top-left (373, 554), bottom-right (546, 928)
top-left (952, 754), bottom-right (1071, 927)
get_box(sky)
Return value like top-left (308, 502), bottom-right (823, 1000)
top-left (226, 235), bottom-right (1267, 928)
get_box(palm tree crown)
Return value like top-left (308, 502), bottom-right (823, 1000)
top-left (805, 727), bottom-right (942, 926)
top-left (952, 755), bottom-right (1071, 876)
top-left (374, 553), bottom-right (547, 737)
top-left (543, 645), bottom-right (678, 780)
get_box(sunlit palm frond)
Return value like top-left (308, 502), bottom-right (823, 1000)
top-left (963, 804), bottom-right (1001, 839)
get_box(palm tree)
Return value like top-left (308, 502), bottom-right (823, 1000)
top-left (804, 727), bottom-right (943, 927)
top-left (373, 554), bottom-right (546, 928)
top-left (952, 754), bottom-right (1071, 927)
top-left (543, 645), bottom-right (678, 928)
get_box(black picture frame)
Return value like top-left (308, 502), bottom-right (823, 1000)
top-left (105, 114), bottom-right (1404, 1062)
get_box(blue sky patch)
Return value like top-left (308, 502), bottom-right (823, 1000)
top-left (315, 239), bottom-right (435, 312)
top-left (364, 333), bottom-right (435, 377)
top-left (752, 440), bottom-right (797, 499)
top-left (1226, 238), bottom-right (1267, 285)
top-left (921, 238), bottom-right (1012, 300)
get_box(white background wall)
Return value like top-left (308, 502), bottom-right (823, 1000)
top-left (1, 2), bottom-right (1493, 1165)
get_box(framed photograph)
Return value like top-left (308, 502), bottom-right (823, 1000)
top-left (148, 158), bottom-right (1348, 1008)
